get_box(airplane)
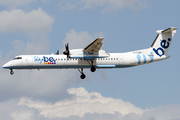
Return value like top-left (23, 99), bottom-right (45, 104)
top-left (2, 27), bottom-right (177, 79)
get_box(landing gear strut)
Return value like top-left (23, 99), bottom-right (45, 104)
top-left (10, 69), bottom-right (14, 75)
top-left (87, 60), bottom-right (96, 72)
top-left (78, 68), bottom-right (86, 79)
top-left (78, 60), bottom-right (96, 79)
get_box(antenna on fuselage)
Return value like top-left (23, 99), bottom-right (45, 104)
top-left (56, 50), bottom-right (59, 55)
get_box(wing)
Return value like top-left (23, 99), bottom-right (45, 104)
top-left (83, 37), bottom-right (104, 53)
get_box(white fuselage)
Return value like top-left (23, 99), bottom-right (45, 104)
top-left (2, 50), bottom-right (168, 70)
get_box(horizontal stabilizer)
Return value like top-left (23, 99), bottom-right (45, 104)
top-left (156, 27), bottom-right (177, 34)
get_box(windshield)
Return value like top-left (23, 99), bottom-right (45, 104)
top-left (12, 57), bottom-right (22, 60)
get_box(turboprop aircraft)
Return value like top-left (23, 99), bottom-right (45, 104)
top-left (2, 27), bottom-right (177, 79)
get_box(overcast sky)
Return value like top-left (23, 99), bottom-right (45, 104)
top-left (1, 0), bottom-right (180, 120)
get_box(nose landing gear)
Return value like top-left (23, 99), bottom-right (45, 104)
top-left (10, 69), bottom-right (14, 75)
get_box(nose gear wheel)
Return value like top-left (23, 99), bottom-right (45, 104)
top-left (10, 69), bottom-right (14, 75)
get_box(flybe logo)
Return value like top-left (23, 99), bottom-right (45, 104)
top-left (34, 56), bottom-right (56, 64)
top-left (153, 38), bottom-right (171, 57)
top-left (136, 52), bottom-right (154, 65)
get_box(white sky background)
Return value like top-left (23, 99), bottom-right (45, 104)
top-left (0, 0), bottom-right (180, 120)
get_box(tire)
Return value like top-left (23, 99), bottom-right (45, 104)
top-left (91, 67), bottom-right (96, 72)
top-left (80, 74), bottom-right (86, 79)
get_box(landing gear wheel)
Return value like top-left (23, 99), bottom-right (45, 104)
top-left (91, 67), bottom-right (96, 72)
top-left (10, 70), bottom-right (14, 75)
top-left (87, 60), bottom-right (96, 72)
top-left (80, 74), bottom-right (86, 79)
top-left (78, 68), bottom-right (86, 79)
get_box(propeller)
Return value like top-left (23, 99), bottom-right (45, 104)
top-left (63, 43), bottom-right (70, 58)
top-left (56, 50), bottom-right (59, 55)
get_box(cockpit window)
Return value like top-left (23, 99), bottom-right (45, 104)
top-left (13, 57), bottom-right (22, 60)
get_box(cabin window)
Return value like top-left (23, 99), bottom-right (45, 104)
top-left (116, 58), bottom-right (118, 60)
top-left (111, 58), bottom-right (113, 60)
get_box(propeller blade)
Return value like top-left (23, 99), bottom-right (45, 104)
top-left (65, 43), bottom-right (69, 51)
top-left (63, 43), bottom-right (70, 58)
top-left (65, 44), bottom-right (67, 50)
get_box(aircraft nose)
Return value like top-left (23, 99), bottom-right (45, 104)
top-left (2, 62), bottom-right (12, 69)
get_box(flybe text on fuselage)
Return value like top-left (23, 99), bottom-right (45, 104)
top-left (34, 56), bottom-right (56, 64)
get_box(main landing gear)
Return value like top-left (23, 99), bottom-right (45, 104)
top-left (10, 69), bottom-right (14, 75)
top-left (88, 60), bottom-right (96, 72)
top-left (78, 60), bottom-right (96, 79)
top-left (78, 68), bottom-right (86, 79)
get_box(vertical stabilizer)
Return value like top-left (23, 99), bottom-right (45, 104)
top-left (150, 27), bottom-right (177, 57)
